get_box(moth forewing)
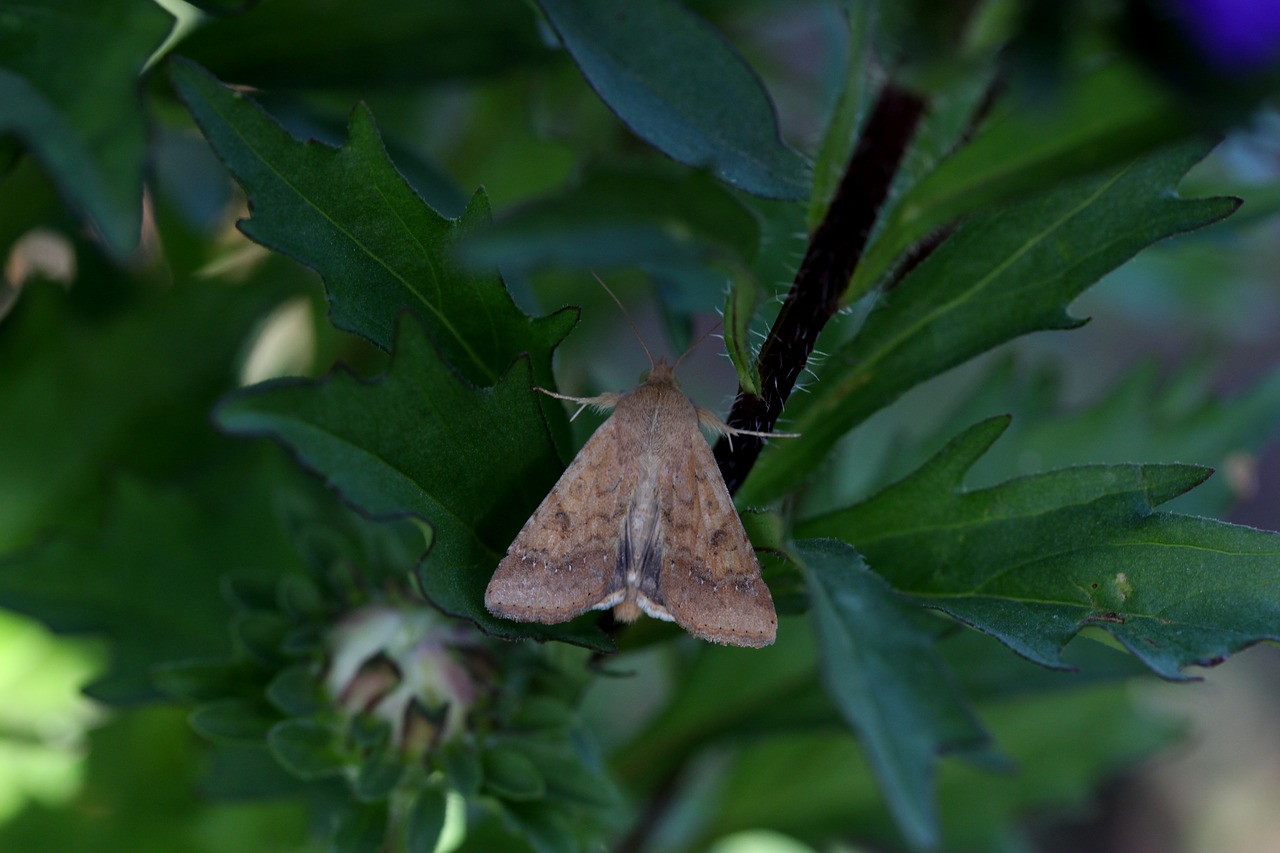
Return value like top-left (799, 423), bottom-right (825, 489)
top-left (484, 359), bottom-right (778, 647)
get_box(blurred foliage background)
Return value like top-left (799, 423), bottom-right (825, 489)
top-left (2, 0), bottom-right (1280, 851)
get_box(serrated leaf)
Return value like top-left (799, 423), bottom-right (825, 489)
top-left (798, 417), bottom-right (1280, 679)
top-left (214, 317), bottom-right (611, 650)
top-left (268, 719), bottom-right (346, 780)
top-left (458, 167), bottom-right (760, 273)
top-left (406, 788), bottom-right (448, 853)
top-left (482, 748), bottom-right (546, 801)
top-left (534, 0), bottom-right (809, 200)
top-left (799, 539), bottom-right (988, 850)
top-left (190, 698), bottom-right (280, 743)
top-left (850, 61), bottom-right (1197, 298)
top-left (0, 0), bottom-right (171, 257)
top-left (739, 138), bottom-right (1239, 504)
top-left (169, 58), bottom-right (576, 389)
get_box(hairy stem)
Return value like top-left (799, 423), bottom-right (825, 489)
top-left (713, 82), bottom-right (927, 494)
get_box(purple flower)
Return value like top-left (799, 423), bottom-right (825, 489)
top-left (1173, 0), bottom-right (1280, 74)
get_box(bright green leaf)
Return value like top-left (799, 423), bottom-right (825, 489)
top-left (739, 138), bottom-right (1239, 504)
top-left (0, 0), bottom-right (171, 257)
top-left (214, 317), bottom-right (611, 650)
top-left (534, 0), bottom-right (809, 200)
top-left (800, 538), bottom-right (988, 850)
top-left (799, 417), bottom-right (1280, 679)
top-left (723, 275), bottom-right (761, 396)
top-left (169, 58), bottom-right (576, 389)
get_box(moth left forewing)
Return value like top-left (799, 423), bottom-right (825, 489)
top-left (657, 431), bottom-right (777, 648)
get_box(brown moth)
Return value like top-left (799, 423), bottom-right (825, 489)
top-left (485, 343), bottom-right (783, 648)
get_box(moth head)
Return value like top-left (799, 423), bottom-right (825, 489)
top-left (642, 358), bottom-right (679, 386)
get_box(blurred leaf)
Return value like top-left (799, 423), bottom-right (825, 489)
top-left (0, 473), bottom-right (302, 704)
top-left (695, 683), bottom-right (1177, 852)
top-left (190, 698), bottom-right (280, 743)
top-left (215, 317), bottom-right (611, 650)
top-left (459, 167), bottom-right (760, 273)
top-left (0, 0), bottom-right (170, 257)
top-left (800, 539), bottom-right (988, 850)
top-left (482, 748), bottom-right (546, 801)
top-left (176, 0), bottom-right (546, 88)
top-left (406, 788), bottom-right (447, 852)
top-left (895, 353), bottom-right (1280, 517)
top-left (332, 799), bottom-right (389, 853)
top-left (169, 58), bottom-right (576, 389)
top-left (799, 417), bottom-right (1280, 680)
top-left (0, 707), bottom-right (310, 852)
top-left (0, 272), bottom-right (283, 553)
top-left (534, 0), bottom-right (809, 200)
top-left (267, 719), bottom-right (345, 780)
top-left (184, 0), bottom-right (261, 16)
top-left (740, 138), bottom-right (1239, 504)
top-left (850, 61), bottom-right (1198, 298)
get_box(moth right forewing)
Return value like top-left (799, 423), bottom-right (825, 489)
top-left (658, 432), bottom-right (777, 648)
top-left (484, 415), bottom-right (635, 623)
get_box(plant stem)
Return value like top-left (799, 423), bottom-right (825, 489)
top-left (713, 82), bottom-right (927, 494)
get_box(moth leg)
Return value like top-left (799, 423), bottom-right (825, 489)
top-left (537, 388), bottom-right (622, 421)
top-left (694, 405), bottom-right (799, 449)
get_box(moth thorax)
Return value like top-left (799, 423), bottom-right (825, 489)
top-left (614, 596), bottom-right (643, 623)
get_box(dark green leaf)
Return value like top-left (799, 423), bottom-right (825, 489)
top-left (0, 0), bottom-right (170, 256)
top-left (177, 0), bottom-right (546, 88)
top-left (799, 417), bottom-right (1280, 679)
top-left (438, 740), bottom-right (482, 797)
top-left (169, 58), bottom-right (576, 388)
top-left (482, 748), bottom-right (546, 801)
top-left (534, 0), bottom-right (809, 200)
top-left (266, 664), bottom-right (326, 716)
top-left (231, 611), bottom-right (291, 666)
top-left (153, 659), bottom-right (268, 703)
top-left (352, 749), bottom-right (403, 802)
top-left (190, 698), bottom-right (280, 743)
top-left (800, 539), bottom-right (989, 850)
top-left (215, 317), bottom-right (610, 650)
top-left (459, 167), bottom-right (760, 273)
top-left (331, 799), bottom-right (389, 853)
top-left (850, 61), bottom-right (1198, 298)
top-left (268, 719), bottom-right (346, 780)
top-left (406, 788), bottom-right (448, 853)
top-left (740, 138), bottom-right (1239, 504)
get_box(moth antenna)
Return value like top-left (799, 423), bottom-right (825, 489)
top-left (591, 271), bottom-right (655, 370)
top-left (672, 317), bottom-right (724, 372)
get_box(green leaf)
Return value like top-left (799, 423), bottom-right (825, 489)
top-left (458, 167), bottom-right (760, 273)
top-left (696, 683), bottom-right (1177, 851)
top-left (177, 0), bottom-right (546, 88)
top-left (0, 0), bottom-right (171, 257)
top-left (168, 58), bottom-right (576, 389)
top-left (352, 749), bottom-right (403, 802)
top-left (533, 0), bottom-right (809, 200)
top-left (267, 719), bottom-right (346, 780)
top-left (190, 698), bottom-right (280, 743)
top-left (406, 788), bottom-right (447, 853)
top-left (723, 275), bottom-right (761, 396)
top-left (0, 475), bottom-right (301, 704)
top-left (152, 659), bottom-right (268, 703)
top-left (482, 748), bottom-right (546, 801)
top-left (849, 61), bottom-right (1197, 298)
top-left (798, 417), bottom-right (1280, 680)
top-left (331, 799), bottom-right (389, 853)
top-left (739, 138), bottom-right (1239, 504)
top-left (799, 539), bottom-right (988, 850)
top-left (266, 664), bottom-right (326, 716)
top-left (214, 317), bottom-right (611, 650)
